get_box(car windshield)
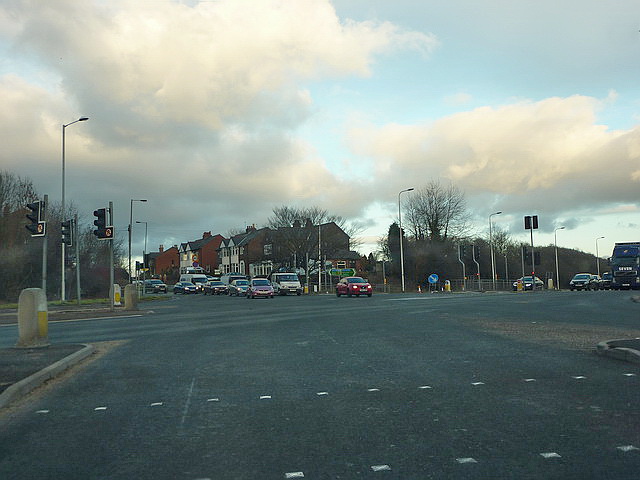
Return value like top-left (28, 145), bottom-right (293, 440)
top-left (276, 274), bottom-right (298, 281)
top-left (253, 279), bottom-right (270, 286)
top-left (183, 282), bottom-right (195, 286)
top-left (573, 274), bottom-right (590, 280)
top-left (347, 277), bottom-right (366, 283)
top-left (147, 280), bottom-right (162, 284)
top-left (211, 281), bottom-right (224, 286)
top-left (234, 280), bottom-right (249, 286)
top-left (611, 257), bottom-right (638, 267)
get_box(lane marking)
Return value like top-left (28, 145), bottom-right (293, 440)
top-left (617, 445), bottom-right (639, 452)
top-left (260, 395), bottom-right (272, 400)
top-left (524, 378), bottom-right (536, 382)
top-left (572, 376), bottom-right (586, 380)
top-left (623, 373), bottom-right (636, 377)
top-left (150, 402), bottom-right (163, 407)
top-left (94, 406), bottom-right (107, 411)
top-left (471, 382), bottom-right (485, 386)
top-left (207, 398), bottom-right (220, 402)
top-left (367, 388), bottom-right (380, 392)
top-left (371, 465), bottom-right (391, 472)
top-left (316, 392), bottom-right (329, 396)
top-left (456, 458), bottom-right (477, 464)
top-left (284, 472), bottom-right (304, 478)
top-left (180, 377), bottom-right (196, 427)
top-left (419, 385), bottom-right (432, 389)
top-left (36, 410), bottom-right (49, 414)
top-left (540, 452), bottom-right (561, 459)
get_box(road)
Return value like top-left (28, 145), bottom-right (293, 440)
top-left (0, 291), bottom-right (639, 479)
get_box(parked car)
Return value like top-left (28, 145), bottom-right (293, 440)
top-left (144, 279), bottom-right (167, 294)
top-left (247, 278), bottom-right (275, 299)
top-left (569, 273), bottom-right (597, 291)
top-left (590, 274), bottom-right (603, 290)
top-left (335, 276), bottom-right (373, 297)
top-left (601, 272), bottom-right (613, 290)
top-left (228, 279), bottom-right (250, 296)
top-left (173, 281), bottom-right (197, 294)
top-left (512, 276), bottom-right (544, 291)
top-left (204, 280), bottom-right (228, 295)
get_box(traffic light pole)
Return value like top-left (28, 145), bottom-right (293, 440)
top-left (75, 213), bottom-right (81, 306)
top-left (458, 244), bottom-right (466, 291)
top-left (41, 195), bottom-right (48, 294)
top-left (109, 201), bottom-right (115, 311)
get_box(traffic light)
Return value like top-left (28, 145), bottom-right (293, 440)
top-left (522, 245), bottom-right (531, 262)
top-left (61, 219), bottom-right (73, 246)
top-left (534, 251), bottom-right (541, 266)
top-left (93, 208), bottom-right (113, 239)
top-left (25, 201), bottom-right (46, 237)
top-left (459, 244), bottom-right (467, 258)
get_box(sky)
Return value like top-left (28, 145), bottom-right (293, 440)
top-left (1, 0), bottom-right (639, 263)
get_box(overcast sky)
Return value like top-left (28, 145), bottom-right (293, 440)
top-left (2, 0), bottom-right (639, 262)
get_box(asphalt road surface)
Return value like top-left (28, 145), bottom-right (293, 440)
top-left (0, 290), bottom-right (639, 479)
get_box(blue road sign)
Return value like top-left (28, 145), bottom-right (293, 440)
top-left (428, 273), bottom-right (439, 284)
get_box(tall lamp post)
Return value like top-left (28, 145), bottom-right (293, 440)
top-left (398, 187), bottom-right (414, 293)
top-left (136, 221), bottom-right (148, 293)
top-left (61, 116), bottom-right (89, 302)
top-left (595, 236), bottom-right (605, 276)
top-left (554, 226), bottom-right (565, 290)
top-left (129, 199), bottom-right (147, 283)
top-left (489, 211), bottom-right (502, 290)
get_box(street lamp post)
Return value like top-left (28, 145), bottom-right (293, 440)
top-left (136, 221), bottom-right (148, 294)
top-left (398, 187), bottom-right (414, 293)
top-left (489, 211), bottom-right (502, 290)
top-left (595, 236), bottom-right (605, 276)
top-left (129, 199), bottom-right (147, 283)
top-left (61, 116), bottom-right (89, 302)
top-left (554, 226), bottom-right (565, 290)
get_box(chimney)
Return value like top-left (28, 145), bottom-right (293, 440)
top-left (246, 224), bottom-right (256, 233)
top-left (159, 245), bottom-right (164, 253)
top-left (203, 231), bottom-right (211, 238)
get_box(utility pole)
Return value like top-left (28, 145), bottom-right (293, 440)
top-left (75, 213), bottom-right (81, 305)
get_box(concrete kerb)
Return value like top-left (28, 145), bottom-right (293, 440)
top-left (0, 344), bottom-right (95, 410)
top-left (596, 338), bottom-right (640, 364)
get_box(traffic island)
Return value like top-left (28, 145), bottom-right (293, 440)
top-left (596, 338), bottom-right (640, 364)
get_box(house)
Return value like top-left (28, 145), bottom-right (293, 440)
top-left (218, 226), bottom-right (272, 276)
top-left (178, 232), bottom-right (225, 274)
top-left (148, 245), bottom-right (180, 282)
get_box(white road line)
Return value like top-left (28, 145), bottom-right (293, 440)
top-left (540, 452), bottom-right (561, 459)
top-left (316, 392), bottom-right (329, 396)
top-left (572, 376), bottom-right (587, 380)
top-left (150, 402), bottom-right (163, 407)
top-left (180, 377), bottom-right (196, 428)
top-left (471, 382), bottom-right (485, 386)
top-left (418, 385), bottom-right (432, 389)
top-left (456, 458), bottom-right (477, 464)
top-left (94, 406), bottom-right (107, 411)
top-left (260, 395), bottom-right (272, 400)
top-left (371, 465), bottom-right (391, 471)
top-left (207, 398), bottom-right (220, 402)
top-left (284, 472), bottom-right (304, 478)
top-left (617, 445), bottom-right (639, 452)
top-left (524, 378), bottom-right (536, 382)
top-left (36, 410), bottom-right (49, 414)
top-left (367, 388), bottom-right (380, 392)
top-left (623, 373), bottom-right (636, 377)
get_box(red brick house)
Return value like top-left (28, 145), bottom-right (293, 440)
top-left (178, 232), bottom-right (224, 274)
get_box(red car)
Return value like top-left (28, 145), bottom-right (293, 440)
top-left (246, 278), bottom-right (275, 299)
top-left (335, 276), bottom-right (373, 297)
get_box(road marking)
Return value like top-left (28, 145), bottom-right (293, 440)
top-left (418, 385), bottom-right (432, 389)
top-left (94, 406), bottom-right (107, 411)
top-left (316, 392), bottom-right (329, 396)
top-left (623, 373), bottom-right (636, 377)
top-left (456, 458), bottom-right (477, 464)
top-left (207, 398), bottom-right (220, 402)
top-left (260, 395), bottom-right (272, 400)
top-left (371, 465), bottom-right (391, 471)
top-left (572, 376), bottom-right (587, 380)
top-left (367, 388), bottom-right (380, 392)
top-left (36, 410), bottom-right (49, 414)
top-left (284, 472), bottom-right (304, 478)
top-left (617, 445), bottom-right (639, 452)
top-left (180, 377), bottom-right (196, 428)
top-left (150, 402), bottom-right (163, 407)
top-left (540, 452), bottom-right (561, 459)
top-left (471, 382), bottom-right (485, 386)
top-left (524, 378), bottom-right (536, 382)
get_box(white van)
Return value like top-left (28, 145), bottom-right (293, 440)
top-left (270, 272), bottom-right (302, 296)
top-left (179, 273), bottom-right (209, 293)
top-left (220, 273), bottom-right (248, 285)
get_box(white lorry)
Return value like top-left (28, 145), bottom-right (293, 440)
top-left (270, 272), bottom-right (302, 296)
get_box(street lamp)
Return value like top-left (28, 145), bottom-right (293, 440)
top-left (554, 226), bottom-right (565, 290)
top-left (61, 116), bottom-right (89, 302)
top-left (129, 199), bottom-right (148, 282)
top-left (595, 236), bottom-right (605, 276)
top-left (136, 221), bottom-right (148, 293)
top-left (489, 211), bottom-right (502, 290)
top-left (398, 187), bottom-right (414, 293)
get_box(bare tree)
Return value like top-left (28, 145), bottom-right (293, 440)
top-left (403, 180), bottom-right (471, 241)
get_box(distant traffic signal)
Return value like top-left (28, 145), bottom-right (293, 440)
top-left (61, 219), bottom-right (73, 246)
top-left (93, 208), bottom-right (114, 240)
top-left (26, 200), bottom-right (46, 237)
top-left (522, 245), bottom-right (531, 262)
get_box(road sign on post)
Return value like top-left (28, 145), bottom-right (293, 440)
top-left (524, 215), bottom-right (539, 290)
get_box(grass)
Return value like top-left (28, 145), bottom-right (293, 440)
top-left (0, 294), bottom-right (167, 310)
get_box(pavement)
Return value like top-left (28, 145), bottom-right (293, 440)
top-left (0, 302), bottom-right (638, 410)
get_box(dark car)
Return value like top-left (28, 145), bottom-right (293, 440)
top-left (204, 280), bottom-right (228, 295)
top-left (601, 272), bottom-right (612, 290)
top-left (144, 279), bottom-right (167, 294)
top-left (173, 281), bottom-right (197, 294)
top-left (569, 273), bottom-right (596, 291)
top-left (512, 276), bottom-right (544, 291)
top-left (246, 278), bottom-right (275, 299)
top-left (335, 276), bottom-right (373, 297)
top-left (228, 279), bottom-right (250, 296)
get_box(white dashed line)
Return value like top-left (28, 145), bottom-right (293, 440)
top-left (623, 373), bottom-right (636, 377)
top-left (284, 472), bottom-right (304, 478)
top-left (572, 376), bottom-right (587, 380)
top-left (207, 398), bottom-right (220, 402)
top-left (316, 392), bottom-right (329, 396)
top-left (371, 464), bottom-right (391, 472)
top-left (456, 458), bottom-right (477, 464)
top-left (260, 395), bottom-right (272, 400)
top-left (367, 388), bottom-right (380, 392)
top-left (540, 452), bottom-right (561, 459)
top-left (471, 382), bottom-right (485, 386)
top-left (418, 385), bottom-right (432, 389)
top-left (94, 406), bottom-right (107, 411)
top-left (524, 378), bottom-right (536, 382)
top-left (36, 410), bottom-right (49, 414)
top-left (150, 402), bottom-right (163, 407)
top-left (617, 445), bottom-right (639, 452)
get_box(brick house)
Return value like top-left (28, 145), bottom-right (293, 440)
top-left (148, 245), bottom-right (180, 283)
top-left (218, 226), bottom-right (272, 276)
top-left (178, 232), bottom-right (224, 274)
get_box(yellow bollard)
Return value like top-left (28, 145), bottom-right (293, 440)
top-left (444, 280), bottom-right (451, 292)
top-left (517, 279), bottom-right (523, 291)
